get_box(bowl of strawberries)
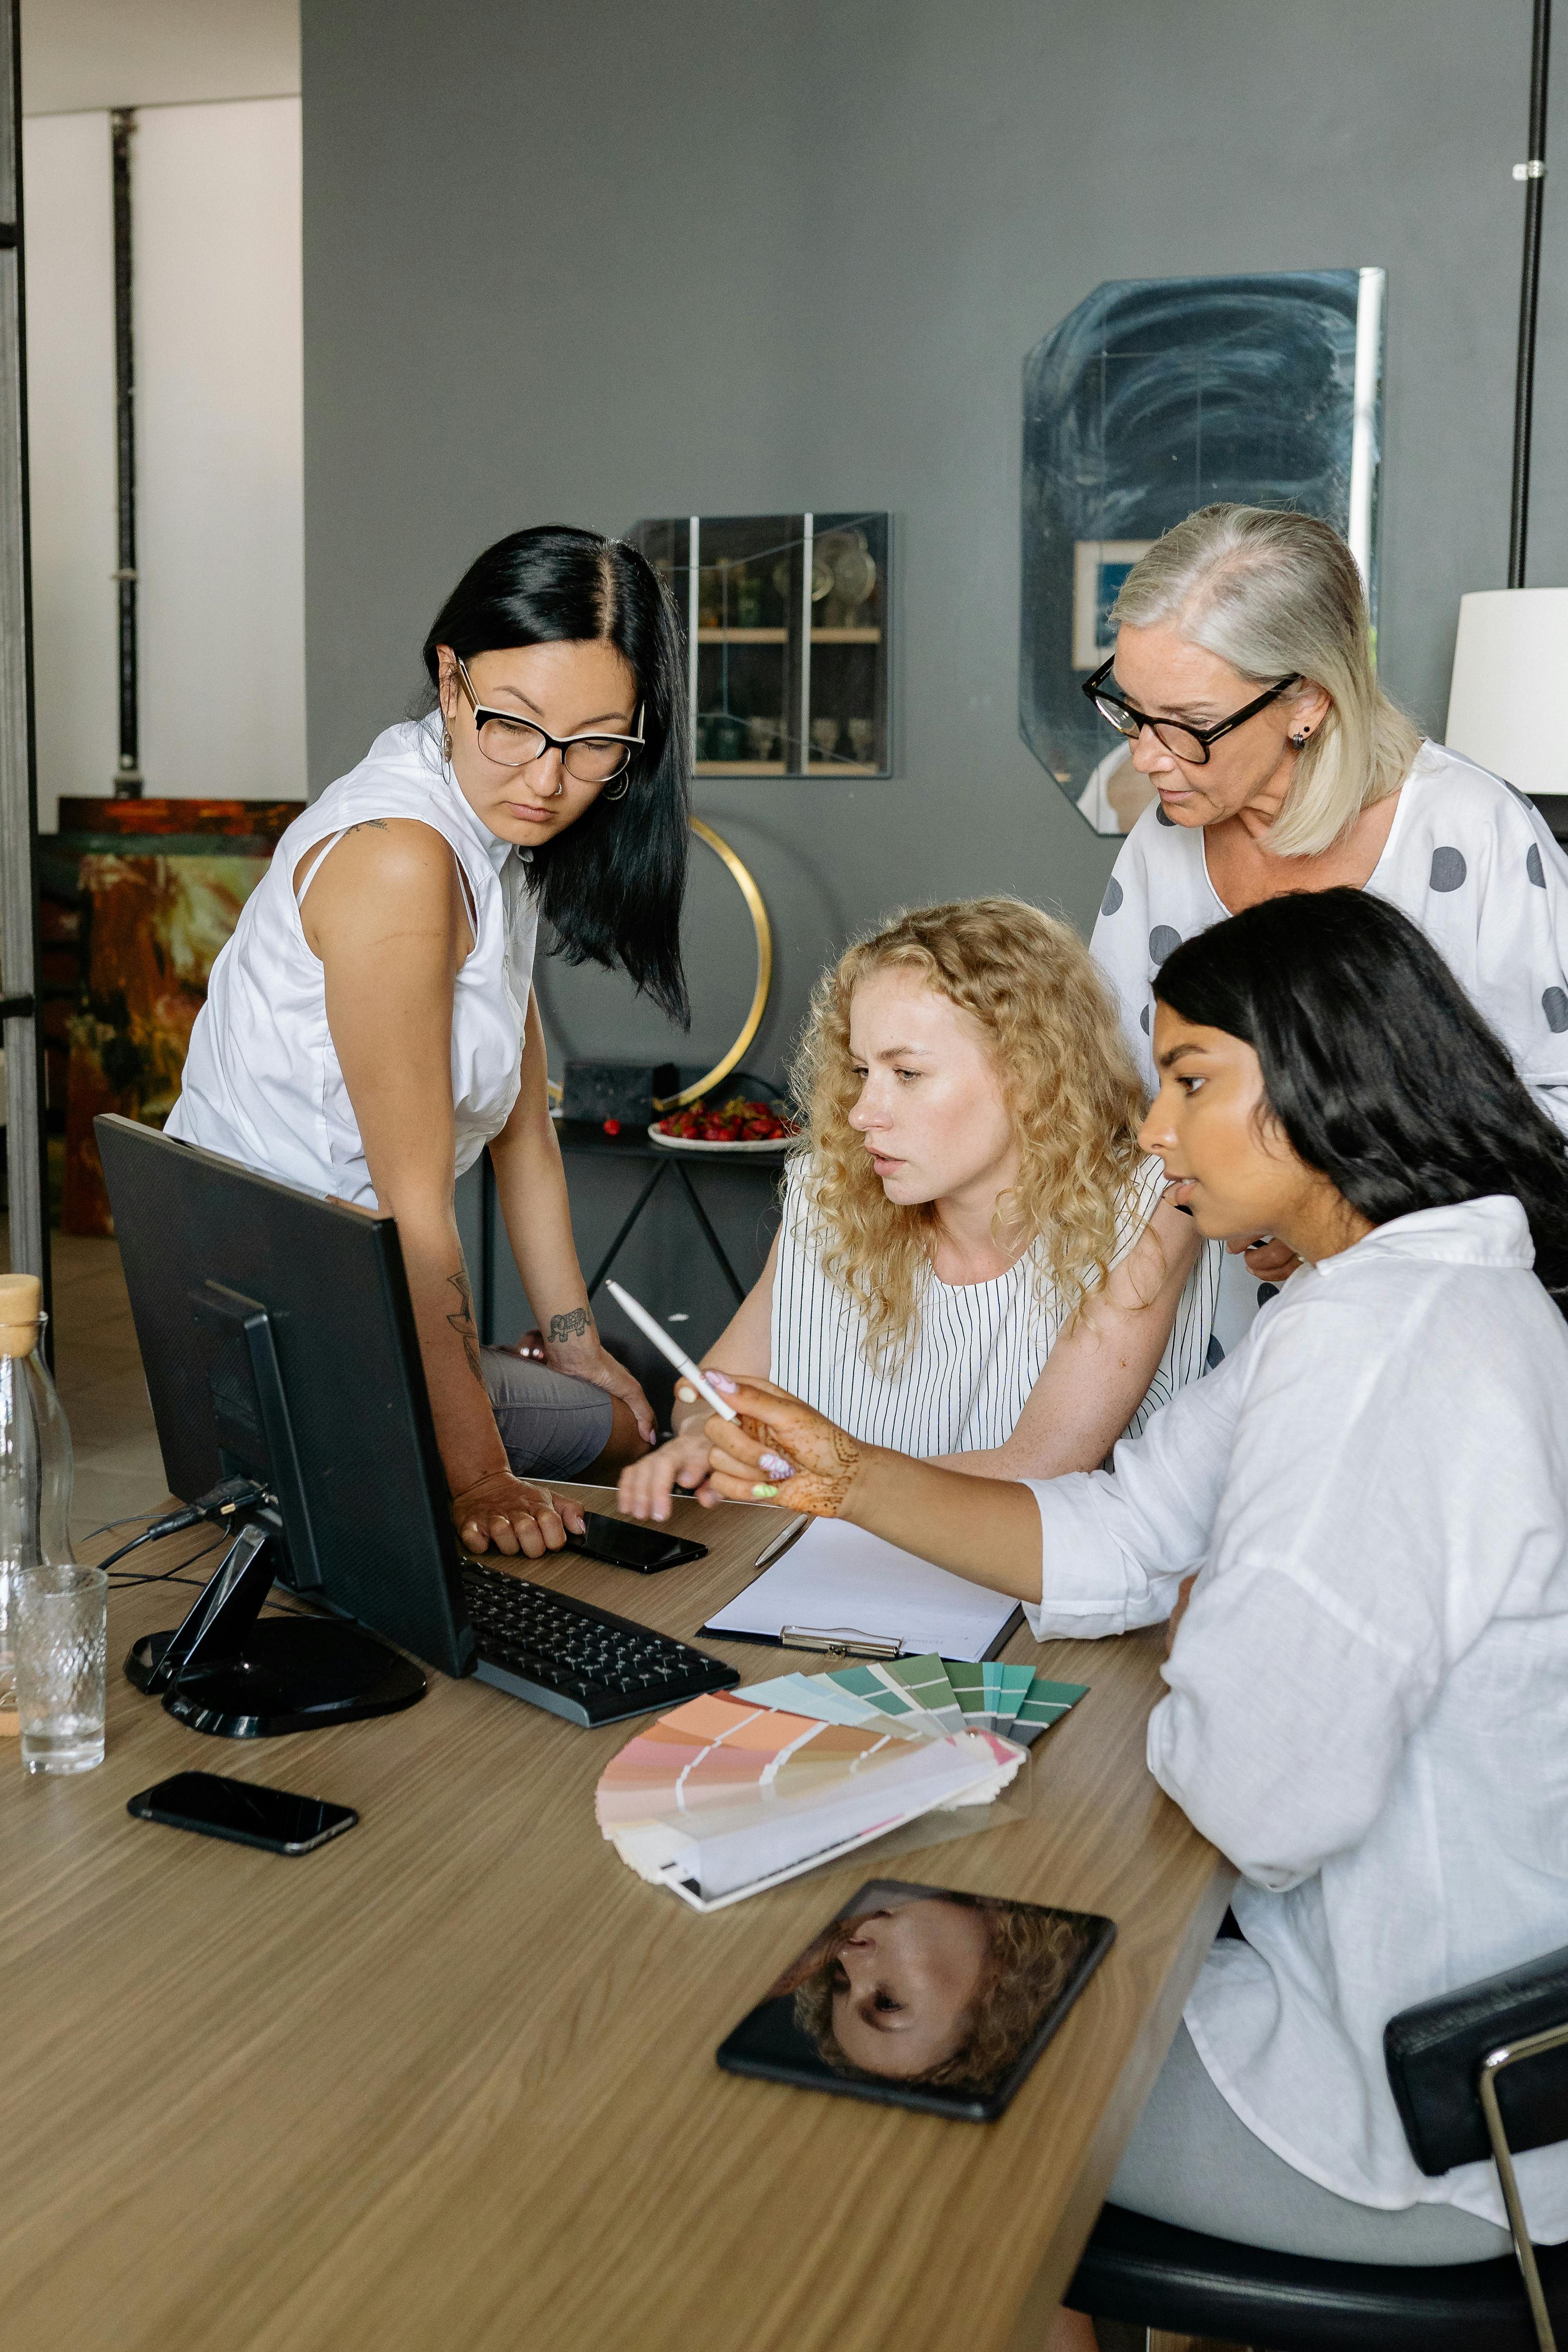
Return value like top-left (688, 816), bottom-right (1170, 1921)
top-left (649, 1095), bottom-right (798, 1152)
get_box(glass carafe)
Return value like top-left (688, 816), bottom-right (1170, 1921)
top-left (0, 1274), bottom-right (75, 1731)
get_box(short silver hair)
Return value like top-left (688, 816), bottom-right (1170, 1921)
top-left (1111, 504), bottom-right (1420, 857)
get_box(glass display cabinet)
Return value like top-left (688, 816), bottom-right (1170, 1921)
top-left (629, 512), bottom-right (890, 777)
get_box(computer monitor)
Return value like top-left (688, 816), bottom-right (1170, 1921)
top-left (96, 1114), bottom-right (476, 1737)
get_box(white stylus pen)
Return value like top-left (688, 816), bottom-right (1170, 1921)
top-left (603, 1279), bottom-right (740, 1422)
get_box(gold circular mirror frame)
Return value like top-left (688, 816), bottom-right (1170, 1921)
top-left (544, 817), bottom-right (773, 1115)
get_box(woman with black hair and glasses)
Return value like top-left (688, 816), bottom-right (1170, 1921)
top-left (649, 890), bottom-right (1568, 2281)
top-left (169, 524), bottom-right (689, 1559)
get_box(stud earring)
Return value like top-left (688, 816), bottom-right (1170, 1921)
top-left (1290, 729), bottom-right (1311, 748)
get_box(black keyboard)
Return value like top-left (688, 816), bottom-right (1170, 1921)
top-left (460, 1562), bottom-right (739, 1727)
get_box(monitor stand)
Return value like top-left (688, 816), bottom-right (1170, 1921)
top-left (124, 1518), bottom-right (427, 1738)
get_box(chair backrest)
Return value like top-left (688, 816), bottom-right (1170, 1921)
top-left (1386, 1944), bottom-right (1568, 2174)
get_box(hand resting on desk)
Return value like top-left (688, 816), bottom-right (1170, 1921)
top-left (448, 1469), bottom-right (584, 1558)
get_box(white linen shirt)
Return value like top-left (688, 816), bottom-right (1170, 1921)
top-left (1025, 1198), bottom-right (1568, 2237)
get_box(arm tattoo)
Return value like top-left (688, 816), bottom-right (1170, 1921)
top-left (446, 1268), bottom-right (483, 1382)
top-left (548, 1306), bottom-right (593, 1345)
top-left (342, 818), bottom-right (389, 836)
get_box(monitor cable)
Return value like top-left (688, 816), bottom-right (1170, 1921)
top-left (92, 1475), bottom-right (269, 1578)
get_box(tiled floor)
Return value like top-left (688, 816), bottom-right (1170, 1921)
top-left (2, 1222), bottom-right (171, 1547)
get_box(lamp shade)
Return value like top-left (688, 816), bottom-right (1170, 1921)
top-left (1446, 587), bottom-right (1568, 797)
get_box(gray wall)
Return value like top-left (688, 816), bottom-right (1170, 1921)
top-left (302, 0), bottom-right (1565, 1345)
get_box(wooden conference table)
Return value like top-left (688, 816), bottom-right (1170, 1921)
top-left (0, 1487), bottom-right (1234, 2352)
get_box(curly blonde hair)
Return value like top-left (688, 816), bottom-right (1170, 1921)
top-left (788, 1893), bottom-right (1092, 2094)
top-left (789, 897), bottom-right (1147, 1369)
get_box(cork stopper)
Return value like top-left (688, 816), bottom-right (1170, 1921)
top-left (0, 1274), bottom-right (42, 1359)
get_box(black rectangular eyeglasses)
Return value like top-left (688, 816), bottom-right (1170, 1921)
top-left (456, 656), bottom-right (645, 784)
top-left (1081, 657), bottom-right (1298, 766)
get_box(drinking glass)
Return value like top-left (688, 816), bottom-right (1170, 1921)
top-left (15, 1563), bottom-right (108, 1774)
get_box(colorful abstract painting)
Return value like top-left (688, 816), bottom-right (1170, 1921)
top-left (54, 801), bottom-right (302, 1236)
top-left (1021, 269), bottom-right (1385, 833)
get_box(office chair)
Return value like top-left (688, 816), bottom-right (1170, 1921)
top-left (1065, 1940), bottom-right (1568, 2352)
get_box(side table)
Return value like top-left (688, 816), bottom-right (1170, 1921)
top-left (477, 1121), bottom-right (790, 1337)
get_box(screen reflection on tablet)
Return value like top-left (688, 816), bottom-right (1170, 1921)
top-left (772, 1880), bottom-right (1095, 2097)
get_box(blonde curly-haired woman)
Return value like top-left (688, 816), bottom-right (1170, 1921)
top-left (617, 897), bottom-right (1220, 1522)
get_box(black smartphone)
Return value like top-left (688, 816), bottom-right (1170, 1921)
top-left (566, 1511), bottom-right (708, 1574)
top-left (127, 1772), bottom-right (358, 1856)
top-left (716, 1877), bottom-right (1116, 2121)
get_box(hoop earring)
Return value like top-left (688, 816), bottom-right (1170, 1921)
top-left (601, 776), bottom-right (631, 803)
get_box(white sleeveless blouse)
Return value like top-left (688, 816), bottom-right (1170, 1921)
top-left (167, 715), bottom-right (538, 1206)
top-left (769, 1156), bottom-right (1221, 1456)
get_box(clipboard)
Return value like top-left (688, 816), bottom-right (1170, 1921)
top-left (698, 1515), bottom-right (1025, 1665)
top-left (702, 1616), bottom-right (1024, 1662)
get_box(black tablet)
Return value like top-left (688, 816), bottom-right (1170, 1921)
top-left (716, 1877), bottom-right (1115, 2121)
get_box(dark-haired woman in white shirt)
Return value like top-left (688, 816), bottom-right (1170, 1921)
top-left (653, 888), bottom-right (1568, 2305)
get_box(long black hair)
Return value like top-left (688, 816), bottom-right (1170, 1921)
top-left (421, 525), bottom-right (690, 1022)
top-left (1153, 889), bottom-right (1568, 1303)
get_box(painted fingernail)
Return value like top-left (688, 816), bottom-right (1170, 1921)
top-left (708, 1371), bottom-right (737, 1393)
top-left (759, 1452), bottom-right (794, 1478)
top-left (675, 1382), bottom-right (696, 1402)
top-left (752, 1482), bottom-right (779, 1499)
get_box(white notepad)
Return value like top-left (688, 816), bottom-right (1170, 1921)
top-left (703, 1517), bottom-right (1021, 1663)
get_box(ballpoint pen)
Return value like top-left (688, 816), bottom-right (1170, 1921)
top-left (603, 1278), bottom-right (740, 1422)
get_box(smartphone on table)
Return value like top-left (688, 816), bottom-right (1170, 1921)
top-left (566, 1511), bottom-right (708, 1574)
top-left (127, 1772), bottom-right (358, 1856)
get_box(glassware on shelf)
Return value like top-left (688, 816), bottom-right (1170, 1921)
top-left (814, 527), bottom-right (877, 628)
top-left (704, 712), bottom-right (748, 764)
top-left (629, 512), bottom-right (890, 778)
top-left (0, 1273), bottom-right (76, 1740)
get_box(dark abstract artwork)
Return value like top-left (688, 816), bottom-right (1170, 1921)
top-left (1021, 269), bottom-right (1384, 833)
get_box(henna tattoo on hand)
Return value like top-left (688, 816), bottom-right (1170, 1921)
top-left (446, 1267), bottom-right (482, 1381)
top-left (742, 1414), bottom-right (862, 1519)
top-left (547, 1306), bottom-right (593, 1345)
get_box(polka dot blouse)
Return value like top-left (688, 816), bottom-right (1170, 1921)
top-left (1091, 740), bottom-right (1568, 1133)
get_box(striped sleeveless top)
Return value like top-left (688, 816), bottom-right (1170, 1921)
top-left (769, 1156), bottom-right (1221, 1455)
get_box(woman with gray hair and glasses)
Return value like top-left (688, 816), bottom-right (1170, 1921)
top-left (1086, 501), bottom-right (1568, 1349)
